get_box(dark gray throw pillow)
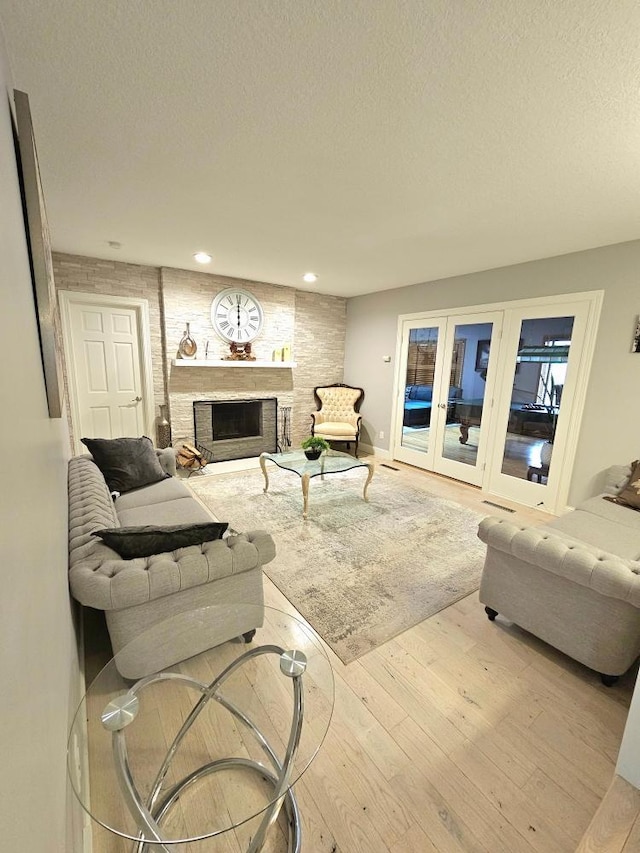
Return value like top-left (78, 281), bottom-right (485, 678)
top-left (93, 522), bottom-right (229, 558)
top-left (81, 436), bottom-right (169, 494)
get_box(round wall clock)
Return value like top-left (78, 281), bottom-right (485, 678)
top-left (211, 288), bottom-right (264, 343)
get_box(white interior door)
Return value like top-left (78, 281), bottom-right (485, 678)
top-left (60, 292), bottom-right (154, 451)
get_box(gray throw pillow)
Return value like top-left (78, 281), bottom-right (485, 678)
top-left (81, 436), bottom-right (169, 494)
top-left (93, 522), bottom-right (229, 558)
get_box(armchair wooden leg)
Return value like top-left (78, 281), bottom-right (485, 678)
top-left (484, 606), bottom-right (498, 621)
top-left (242, 629), bottom-right (256, 643)
top-left (600, 673), bottom-right (619, 687)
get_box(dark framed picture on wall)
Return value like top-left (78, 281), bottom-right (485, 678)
top-left (475, 339), bottom-right (491, 371)
top-left (13, 89), bottom-right (64, 418)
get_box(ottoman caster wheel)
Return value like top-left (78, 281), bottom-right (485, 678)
top-left (600, 673), bottom-right (619, 687)
top-left (242, 629), bottom-right (257, 643)
top-left (484, 606), bottom-right (498, 622)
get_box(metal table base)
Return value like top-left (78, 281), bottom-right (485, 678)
top-left (101, 645), bottom-right (308, 852)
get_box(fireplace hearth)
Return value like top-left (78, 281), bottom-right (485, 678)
top-left (193, 398), bottom-right (277, 462)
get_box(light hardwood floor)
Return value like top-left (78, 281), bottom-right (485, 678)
top-left (85, 464), bottom-right (636, 852)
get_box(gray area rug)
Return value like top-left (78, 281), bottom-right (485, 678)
top-left (188, 464), bottom-right (487, 664)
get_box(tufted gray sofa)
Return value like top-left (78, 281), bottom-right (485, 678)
top-left (68, 450), bottom-right (276, 677)
top-left (477, 464), bottom-right (640, 684)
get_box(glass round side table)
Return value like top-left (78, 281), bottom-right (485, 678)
top-left (68, 604), bottom-right (335, 851)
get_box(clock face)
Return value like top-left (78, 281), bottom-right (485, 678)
top-left (211, 288), bottom-right (264, 343)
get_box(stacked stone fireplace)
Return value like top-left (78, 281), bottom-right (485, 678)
top-left (167, 361), bottom-right (296, 462)
top-left (193, 398), bottom-right (278, 462)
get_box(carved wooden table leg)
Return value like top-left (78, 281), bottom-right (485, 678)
top-left (259, 453), bottom-right (270, 493)
top-left (362, 462), bottom-right (375, 501)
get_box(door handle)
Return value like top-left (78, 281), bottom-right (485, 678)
top-left (130, 396), bottom-right (142, 403)
top-left (438, 402), bottom-right (447, 409)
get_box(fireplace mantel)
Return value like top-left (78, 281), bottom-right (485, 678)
top-left (171, 359), bottom-right (296, 369)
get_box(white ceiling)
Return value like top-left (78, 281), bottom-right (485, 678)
top-left (2, 1), bottom-right (640, 297)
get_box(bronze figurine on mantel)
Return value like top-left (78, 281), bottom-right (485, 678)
top-left (224, 341), bottom-right (256, 361)
top-left (177, 322), bottom-right (197, 359)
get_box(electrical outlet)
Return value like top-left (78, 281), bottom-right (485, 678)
top-left (379, 431), bottom-right (384, 439)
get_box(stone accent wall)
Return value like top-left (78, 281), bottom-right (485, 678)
top-left (161, 267), bottom-right (299, 444)
top-left (293, 290), bottom-right (347, 442)
top-left (53, 253), bottom-right (347, 453)
top-left (52, 254), bottom-right (164, 447)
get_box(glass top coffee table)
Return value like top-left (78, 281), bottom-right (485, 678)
top-left (68, 604), bottom-right (334, 851)
top-left (259, 449), bottom-right (375, 519)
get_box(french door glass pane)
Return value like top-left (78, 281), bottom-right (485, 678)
top-left (401, 327), bottom-right (439, 453)
top-left (500, 315), bottom-right (575, 481)
top-left (441, 322), bottom-right (494, 467)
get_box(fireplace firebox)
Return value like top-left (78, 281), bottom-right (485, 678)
top-left (193, 398), bottom-right (277, 462)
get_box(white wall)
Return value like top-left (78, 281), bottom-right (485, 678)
top-left (345, 241), bottom-right (640, 507)
top-left (0, 25), bottom-right (81, 852)
top-left (618, 672), bottom-right (640, 789)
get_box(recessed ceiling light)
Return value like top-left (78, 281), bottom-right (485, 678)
top-left (193, 252), bottom-right (212, 264)
top-left (303, 272), bottom-right (318, 283)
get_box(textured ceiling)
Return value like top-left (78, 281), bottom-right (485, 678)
top-left (2, 1), bottom-right (640, 297)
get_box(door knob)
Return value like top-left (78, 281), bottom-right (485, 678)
top-left (438, 402), bottom-right (447, 409)
top-left (130, 396), bottom-right (142, 403)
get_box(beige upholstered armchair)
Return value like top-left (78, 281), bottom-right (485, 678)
top-left (310, 383), bottom-right (364, 456)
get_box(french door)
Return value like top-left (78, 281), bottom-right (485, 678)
top-left (392, 293), bottom-right (602, 511)
top-left (485, 298), bottom-right (594, 511)
top-left (393, 312), bottom-right (503, 487)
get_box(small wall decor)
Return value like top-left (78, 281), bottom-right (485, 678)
top-left (632, 316), bottom-right (640, 353)
top-left (178, 322), bottom-right (197, 358)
